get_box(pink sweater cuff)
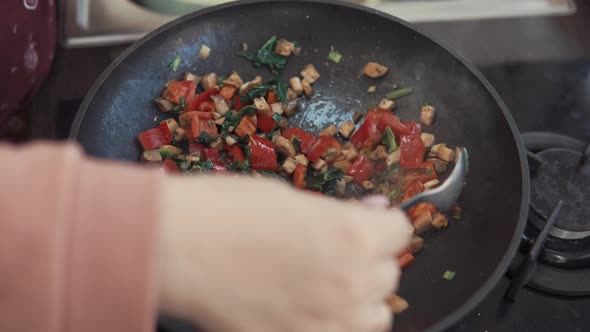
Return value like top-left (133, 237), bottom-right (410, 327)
top-left (0, 142), bottom-right (162, 332)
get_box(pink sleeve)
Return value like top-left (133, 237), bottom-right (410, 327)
top-left (0, 142), bottom-right (163, 332)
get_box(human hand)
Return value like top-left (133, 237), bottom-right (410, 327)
top-left (157, 175), bottom-right (412, 332)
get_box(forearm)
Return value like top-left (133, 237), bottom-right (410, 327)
top-left (0, 142), bottom-right (162, 332)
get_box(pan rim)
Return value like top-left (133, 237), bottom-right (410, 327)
top-left (69, 1), bottom-right (530, 330)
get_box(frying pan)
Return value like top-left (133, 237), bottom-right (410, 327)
top-left (70, 0), bottom-right (530, 331)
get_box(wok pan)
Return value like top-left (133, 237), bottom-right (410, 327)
top-left (70, 1), bottom-right (529, 331)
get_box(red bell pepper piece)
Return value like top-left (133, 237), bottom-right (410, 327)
top-left (189, 143), bottom-right (207, 154)
top-left (404, 180), bottom-right (425, 200)
top-left (378, 111), bottom-right (422, 136)
top-left (346, 155), bottom-right (374, 184)
top-left (138, 122), bottom-right (173, 150)
top-left (162, 80), bottom-right (196, 105)
top-left (266, 91), bottom-right (277, 104)
top-left (399, 135), bottom-right (425, 168)
top-left (398, 250), bottom-right (415, 268)
top-left (350, 117), bottom-right (381, 149)
top-left (197, 101), bottom-right (216, 112)
top-left (162, 159), bottom-right (181, 174)
top-left (224, 144), bottom-right (246, 162)
top-left (256, 113), bottom-right (277, 133)
top-left (234, 95), bottom-right (248, 111)
top-left (249, 136), bottom-right (277, 171)
top-left (307, 136), bottom-right (342, 163)
top-left (219, 85), bottom-right (237, 102)
top-left (283, 128), bottom-right (317, 155)
top-left (407, 203), bottom-right (438, 222)
top-left (293, 164), bottom-right (307, 189)
top-left (190, 116), bottom-right (218, 141)
top-left (185, 87), bottom-right (219, 112)
top-left (403, 162), bottom-right (437, 189)
top-left (202, 148), bottom-right (227, 173)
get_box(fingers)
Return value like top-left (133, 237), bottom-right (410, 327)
top-left (361, 195), bottom-right (390, 208)
top-left (368, 260), bottom-right (399, 302)
top-left (357, 304), bottom-right (392, 332)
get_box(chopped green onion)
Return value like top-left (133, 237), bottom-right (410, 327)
top-left (367, 86), bottom-right (377, 93)
top-left (382, 127), bottom-right (397, 153)
top-left (386, 87), bottom-right (414, 100)
top-left (442, 270), bottom-right (456, 281)
top-left (272, 113), bottom-right (283, 124)
top-left (327, 50), bottom-right (343, 64)
top-left (169, 55), bottom-right (181, 72)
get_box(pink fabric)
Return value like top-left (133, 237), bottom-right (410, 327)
top-left (0, 142), bottom-right (162, 332)
top-left (0, 1), bottom-right (57, 138)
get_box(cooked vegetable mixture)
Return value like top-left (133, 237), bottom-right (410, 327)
top-left (139, 36), bottom-right (461, 313)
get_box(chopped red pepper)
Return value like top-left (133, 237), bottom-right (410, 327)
top-left (138, 122), bottom-right (173, 150)
top-left (249, 136), bottom-right (277, 171)
top-left (189, 143), bottom-right (207, 154)
top-left (256, 113), bottom-right (277, 133)
top-left (398, 250), bottom-right (415, 268)
top-left (407, 203), bottom-right (437, 221)
top-left (224, 144), bottom-right (246, 162)
top-left (404, 180), bottom-right (425, 199)
top-left (197, 101), bottom-right (216, 112)
top-left (234, 95), bottom-right (248, 111)
top-left (378, 111), bottom-right (422, 136)
top-left (346, 155), bottom-right (374, 184)
top-left (283, 128), bottom-right (316, 154)
top-left (350, 116), bottom-right (380, 149)
top-left (185, 87), bottom-right (219, 112)
top-left (190, 115), bottom-right (218, 142)
top-left (399, 135), bottom-right (425, 168)
top-left (266, 91), bottom-right (277, 104)
top-left (162, 159), bottom-right (181, 174)
top-left (403, 161), bottom-right (437, 189)
top-left (293, 164), bottom-right (307, 189)
top-left (307, 136), bottom-right (342, 163)
top-left (162, 80), bottom-right (196, 105)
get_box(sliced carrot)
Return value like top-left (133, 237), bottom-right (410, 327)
top-left (408, 202), bottom-right (437, 222)
top-left (234, 116), bottom-right (257, 137)
top-left (219, 85), bottom-right (237, 102)
top-left (398, 250), bottom-right (415, 268)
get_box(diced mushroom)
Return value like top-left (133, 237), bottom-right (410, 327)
top-left (362, 180), bottom-right (375, 190)
top-left (275, 38), bottom-right (295, 56)
top-left (270, 103), bottom-right (284, 115)
top-left (281, 156), bottom-right (298, 174)
top-left (223, 71), bottom-right (243, 88)
top-left (142, 150), bottom-right (162, 163)
top-left (387, 295), bottom-right (409, 314)
top-left (438, 145), bottom-right (455, 162)
top-left (333, 160), bottom-right (351, 170)
top-left (290, 77), bottom-right (303, 95)
top-left (363, 62), bottom-right (389, 78)
top-left (335, 178), bottom-right (347, 197)
top-left (432, 213), bottom-right (449, 229)
top-left (177, 154), bottom-right (200, 163)
top-left (319, 124), bottom-right (337, 137)
top-left (225, 135), bottom-right (237, 146)
top-left (293, 44), bottom-right (301, 56)
top-left (159, 145), bottom-right (183, 156)
top-left (379, 98), bottom-right (395, 112)
top-left (178, 112), bottom-right (192, 127)
top-left (338, 121), bottom-right (355, 138)
top-left (287, 88), bottom-right (298, 101)
top-left (212, 95), bottom-right (230, 115)
top-left (284, 100), bottom-right (299, 116)
top-left (378, 183), bottom-right (391, 196)
top-left (408, 236), bottom-right (424, 254)
top-left (342, 145), bottom-right (359, 161)
top-left (184, 72), bottom-right (201, 82)
top-left (294, 154), bottom-right (309, 166)
top-left (427, 158), bottom-right (448, 173)
top-left (343, 175), bottom-right (354, 184)
top-left (160, 118), bottom-right (179, 133)
top-left (312, 158), bottom-right (327, 171)
top-left (274, 136), bottom-right (297, 157)
top-left (199, 44), bottom-right (211, 60)
top-left (254, 97), bottom-right (271, 115)
top-left (239, 76), bottom-right (262, 95)
top-left (249, 114), bottom-right (258, 127)
top-left (386, 149), bottom-right (401, 167)
top-left (420, 105), bottom-right (436, 127)
top-left (301, 79), bottom-right (313, 96)
top-left (155, 98), bottom-right (173, 112)
top-left (214, 116), bottom-right (225, 126)
top-left (420, 133), bottom-right (435, 148)
top-left (211, 112), bottom-right (222, 120)
top-left (210, 137), bottom-right (224, 150)
top-left (423, 179), bottom-right (440, 190)
top-left (413, 211), bottom-right (433, 235)
top-left (300, 64), bottom-right (320, 84)
top-left (173, 127), bottom-right (186, 142)
top-left (242, 42), bottom-right (248, 52)
top-left (429, 143), bottom-right (444, 157)
top-left (368, 145), bottom-right (388, 160)
top-left (201, 73), bottom-right (218, 90)
top-left (353, 112), bottom-right (363, 124)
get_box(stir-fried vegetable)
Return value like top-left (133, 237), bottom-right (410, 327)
top-left (137, 37), bottom-right (464, 315)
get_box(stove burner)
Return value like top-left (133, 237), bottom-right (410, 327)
top-left (530, 148), bottom-right (590, 240)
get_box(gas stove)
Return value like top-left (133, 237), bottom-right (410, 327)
top-left (53, 60), bottom-right (590, 331)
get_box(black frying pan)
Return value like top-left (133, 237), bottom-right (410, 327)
top-left (70, 1), bottom-right (529, 331)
